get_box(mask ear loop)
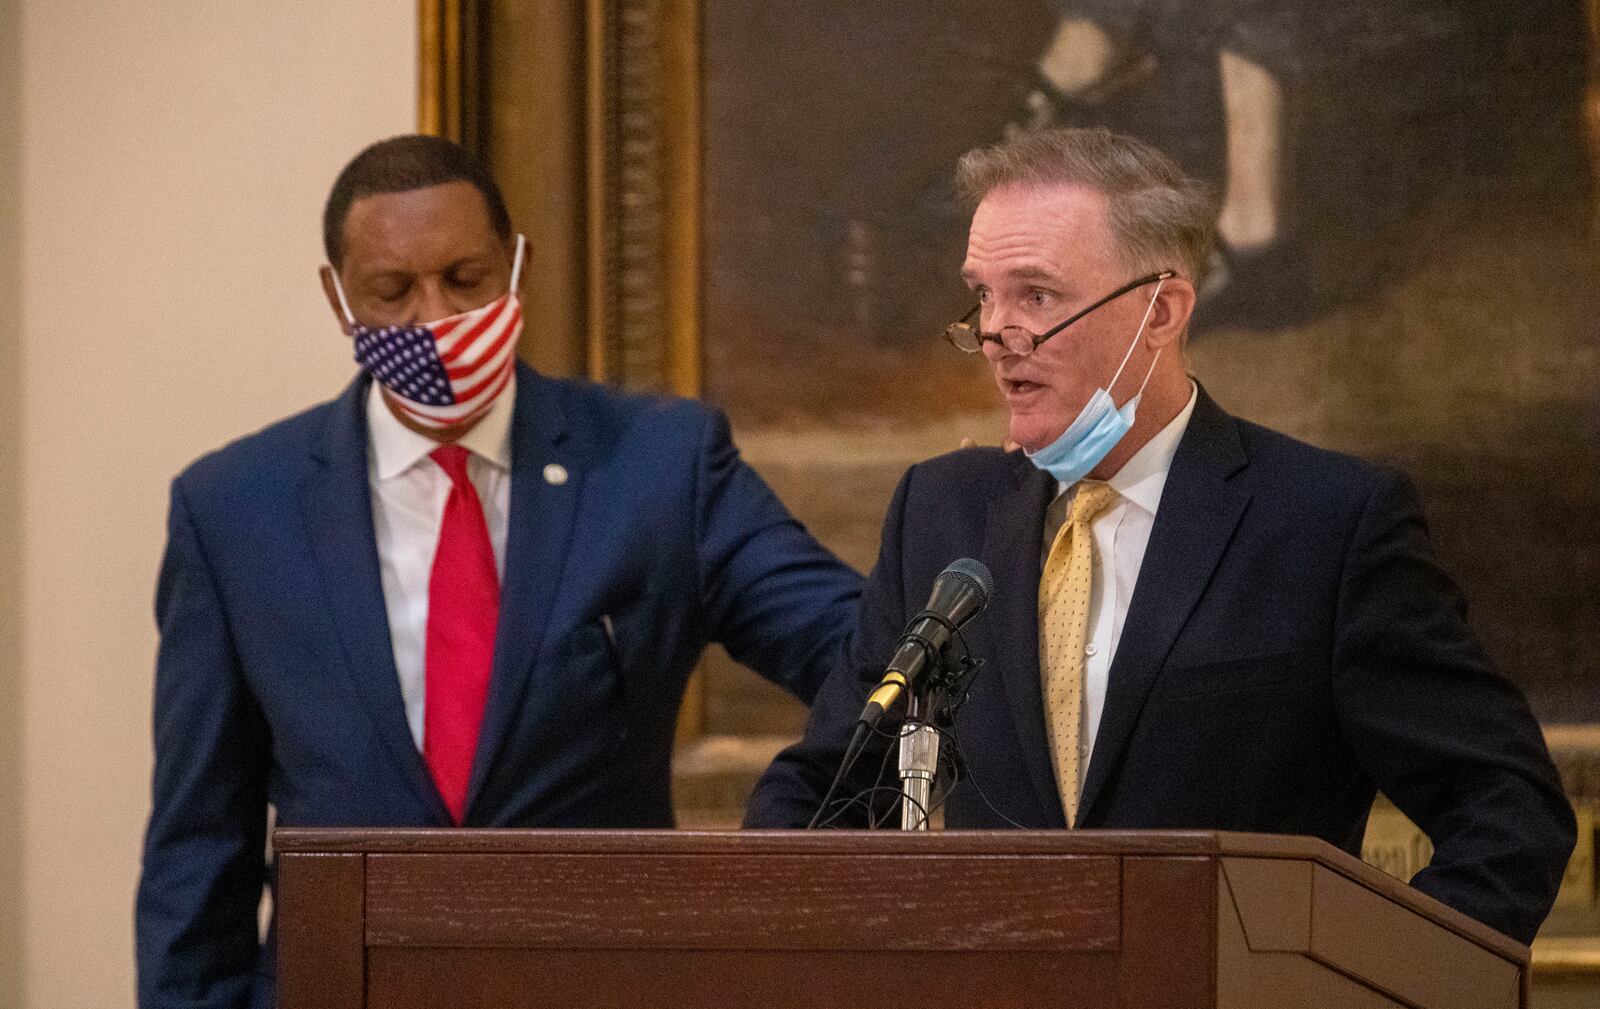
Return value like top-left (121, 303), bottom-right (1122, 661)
top-left (1114, 278), bottom-right (1168, 404)
top-left (328, 267), bottom-right (359, 329)
top-left (509, 233), bottom-right (526, 294)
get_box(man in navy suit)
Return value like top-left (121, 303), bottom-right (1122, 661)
top-left (136, 135), bottom-right (863, 1008)
top-left (745, 126), bottom-right (1574, 945)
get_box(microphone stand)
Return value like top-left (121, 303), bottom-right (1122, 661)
top-left (895, 626), bottom-right (984, 831)
top-left (897, 688), bottom-right (942, 830)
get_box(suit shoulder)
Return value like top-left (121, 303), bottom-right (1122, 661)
top-left (1231, 416), bottom-right (1401, 503)
top-left (541, 373), bottom-right (718, 436)
top-left (908, 445), bottom-right (1026, 483)
top-left (897, 446), bottom-right (1030, 508)
top-left (534, 375), bottom-right (731, 478)
top-left (172, 393), bottom-right (345, 501)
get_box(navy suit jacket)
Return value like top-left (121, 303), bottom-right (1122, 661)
top-left (746, 387), bottom-right (1574, 945)
top-left (137, 363), bottom-right (862, 1008)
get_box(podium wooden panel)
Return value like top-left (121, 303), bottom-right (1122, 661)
top-left (274, 830), bottom-right (1529, 1009)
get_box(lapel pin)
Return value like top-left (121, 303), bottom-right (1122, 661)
top-left (543, 463), bottom-right (569, 486)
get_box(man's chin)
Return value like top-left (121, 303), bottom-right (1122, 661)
top-left (1009, 422), bottom-right (1063, 456)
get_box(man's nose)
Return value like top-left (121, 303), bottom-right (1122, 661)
top-left (980, 336), bottom-right (1012, 363)
top-left (413, 281), bottom-right (456, 325)
top-left (979, 307), bottom-right (1025, 361)
top-left (985, 299), bottom-right (1035, 335)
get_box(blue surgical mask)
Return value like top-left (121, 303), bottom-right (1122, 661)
top-left (1025, 279), bottom-right (1166, 484)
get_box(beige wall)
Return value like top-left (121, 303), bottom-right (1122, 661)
top-left (2, 1), bottom-right (26, 1008)
top-left (10, 3), bottom-right (415, 1006)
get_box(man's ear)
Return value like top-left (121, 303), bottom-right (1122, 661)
top-left (319, 264), bottom-right (353, 336)
top-left (1145, 277), bottom-right (1196, 351)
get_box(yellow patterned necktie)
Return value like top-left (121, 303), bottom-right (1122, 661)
top-left (1039, 479), bottom-right (1121, 827)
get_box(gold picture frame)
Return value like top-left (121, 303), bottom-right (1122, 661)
top-left (419, 0), bottom-right (700, 398)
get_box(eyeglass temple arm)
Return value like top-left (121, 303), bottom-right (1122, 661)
top-left (1032, 270), bottom-right (1176, 347)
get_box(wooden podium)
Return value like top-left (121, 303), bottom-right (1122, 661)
top-left (274, 829), bottom-right (1529, 1008)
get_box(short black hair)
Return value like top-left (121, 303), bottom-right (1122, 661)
top-left (322, 134), bottom-right (513, 268)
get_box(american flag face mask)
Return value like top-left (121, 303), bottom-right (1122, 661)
top-left (333, 234), bottom-right (526, 431)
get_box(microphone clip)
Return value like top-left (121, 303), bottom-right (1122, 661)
top-left (935, 653), bottom-right (983, 724)
top-left (898, 608), bottom-right (965, 692)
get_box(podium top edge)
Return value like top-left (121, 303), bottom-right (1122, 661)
top-left (273, 827), bottom-right (1286, 857)
top-left (269, 828), bottom-right (1528, 962)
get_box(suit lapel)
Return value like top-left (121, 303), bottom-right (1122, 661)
top-left (1076, 388), bottom-right (1251, 825)
top-left (464, 364), bottom-right (584, 819)
top-left (300, 376), bottom-right (448, 821)
top-left (978, 456), bottom-right (1067, 827)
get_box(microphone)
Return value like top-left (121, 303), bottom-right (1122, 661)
top-left (858, 558), bottom-right (994, 730)
top-left (806, 558), bottom-right (994, 829)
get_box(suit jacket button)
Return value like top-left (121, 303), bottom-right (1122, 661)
top-left (543, 463), bottom-right (569, 486)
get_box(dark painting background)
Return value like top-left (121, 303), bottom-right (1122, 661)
top-left (700, 0), bottom-right (1599, 731)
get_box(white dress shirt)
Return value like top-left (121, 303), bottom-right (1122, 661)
top-left (1041, 381), bottom-right (1198, 783)
top-left (367, 376), bottom-right (515, 750)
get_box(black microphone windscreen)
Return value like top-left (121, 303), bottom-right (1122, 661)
top-left (941, 557), bottom-right (994, 606)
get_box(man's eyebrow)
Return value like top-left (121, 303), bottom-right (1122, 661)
top-left (1007, 264), bottom-right (1063, 283)
top-left (959, 264), bottom-right (1063, 284)
top-left (358, 268), bottom-right (411, 285)
top-left (357, 254), bottom-right (494, 281)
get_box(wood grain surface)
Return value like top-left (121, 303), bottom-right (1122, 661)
top-left (366, 851), bottom-right (1121, 952)
top-left (277, 852), bottom-right (365, 1009)
top-left (366, 948), bottom-right (1122, 1009)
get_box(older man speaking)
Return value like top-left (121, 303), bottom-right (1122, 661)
top-left (745, 126), bottom-right (1573, 947)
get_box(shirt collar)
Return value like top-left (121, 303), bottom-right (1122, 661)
top-left (366, 372), bottom-right (516, 481)
top-left (1057, 379), bottom-right (1198, 516)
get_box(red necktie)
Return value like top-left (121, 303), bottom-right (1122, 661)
top-left (424, 444), bottom-right (500, 824)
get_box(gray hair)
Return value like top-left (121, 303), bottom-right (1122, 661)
top-left (954, 127), bottom-right (1215, 286)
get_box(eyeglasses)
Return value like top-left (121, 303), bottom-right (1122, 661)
top-left (944, 270), bottom-right (1175, 355)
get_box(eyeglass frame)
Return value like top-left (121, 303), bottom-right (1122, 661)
top-left (945, 269), bottom-right (1177, 355)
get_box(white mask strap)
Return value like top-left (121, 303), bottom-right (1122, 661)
top-left (509, 233), bottom-right (526, 294)
top-left (328, 267), bottom-right (358, 328)
top-left (1131, 278), bottom-right (1167, 399)
top-left (1108, 278), bottom-right (1166, 399)
top-left (331, 233), bottom-right (524, 326)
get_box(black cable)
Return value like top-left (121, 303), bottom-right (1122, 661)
top-left (925, 732), bottom-right (962, 822)
top-left (822, 716), bottom-right (945, 830)
top-left (813, 788), bottom-right (880, 830)
top-left (814, 719), bottom-right (906, 829)
top-left (935, 722), bottom-right (1029, 830)
top-left (872, 721), bottom-right (919, 830)
top-left (867, 709), bottom-right (929, 822)
top-left (893, 722), bottom-right (961, 829)
top-left (821, 786), bottom-right (928, 831)
top-left (869, 785), bottom-right (931, 830)
top-left (865, 722), bottom-right (907, 829)
top-left (804, 720), bottom-right (872, 829)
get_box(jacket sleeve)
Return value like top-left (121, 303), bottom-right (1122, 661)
top-left (1332, 468), bottom-right (1575, 945)
top-left (743, 462), bottom-right (918, 828)
top-left (136, 478), bottom-right (270, 1009)
top-left (691, 406), bottom-right (865, 704)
